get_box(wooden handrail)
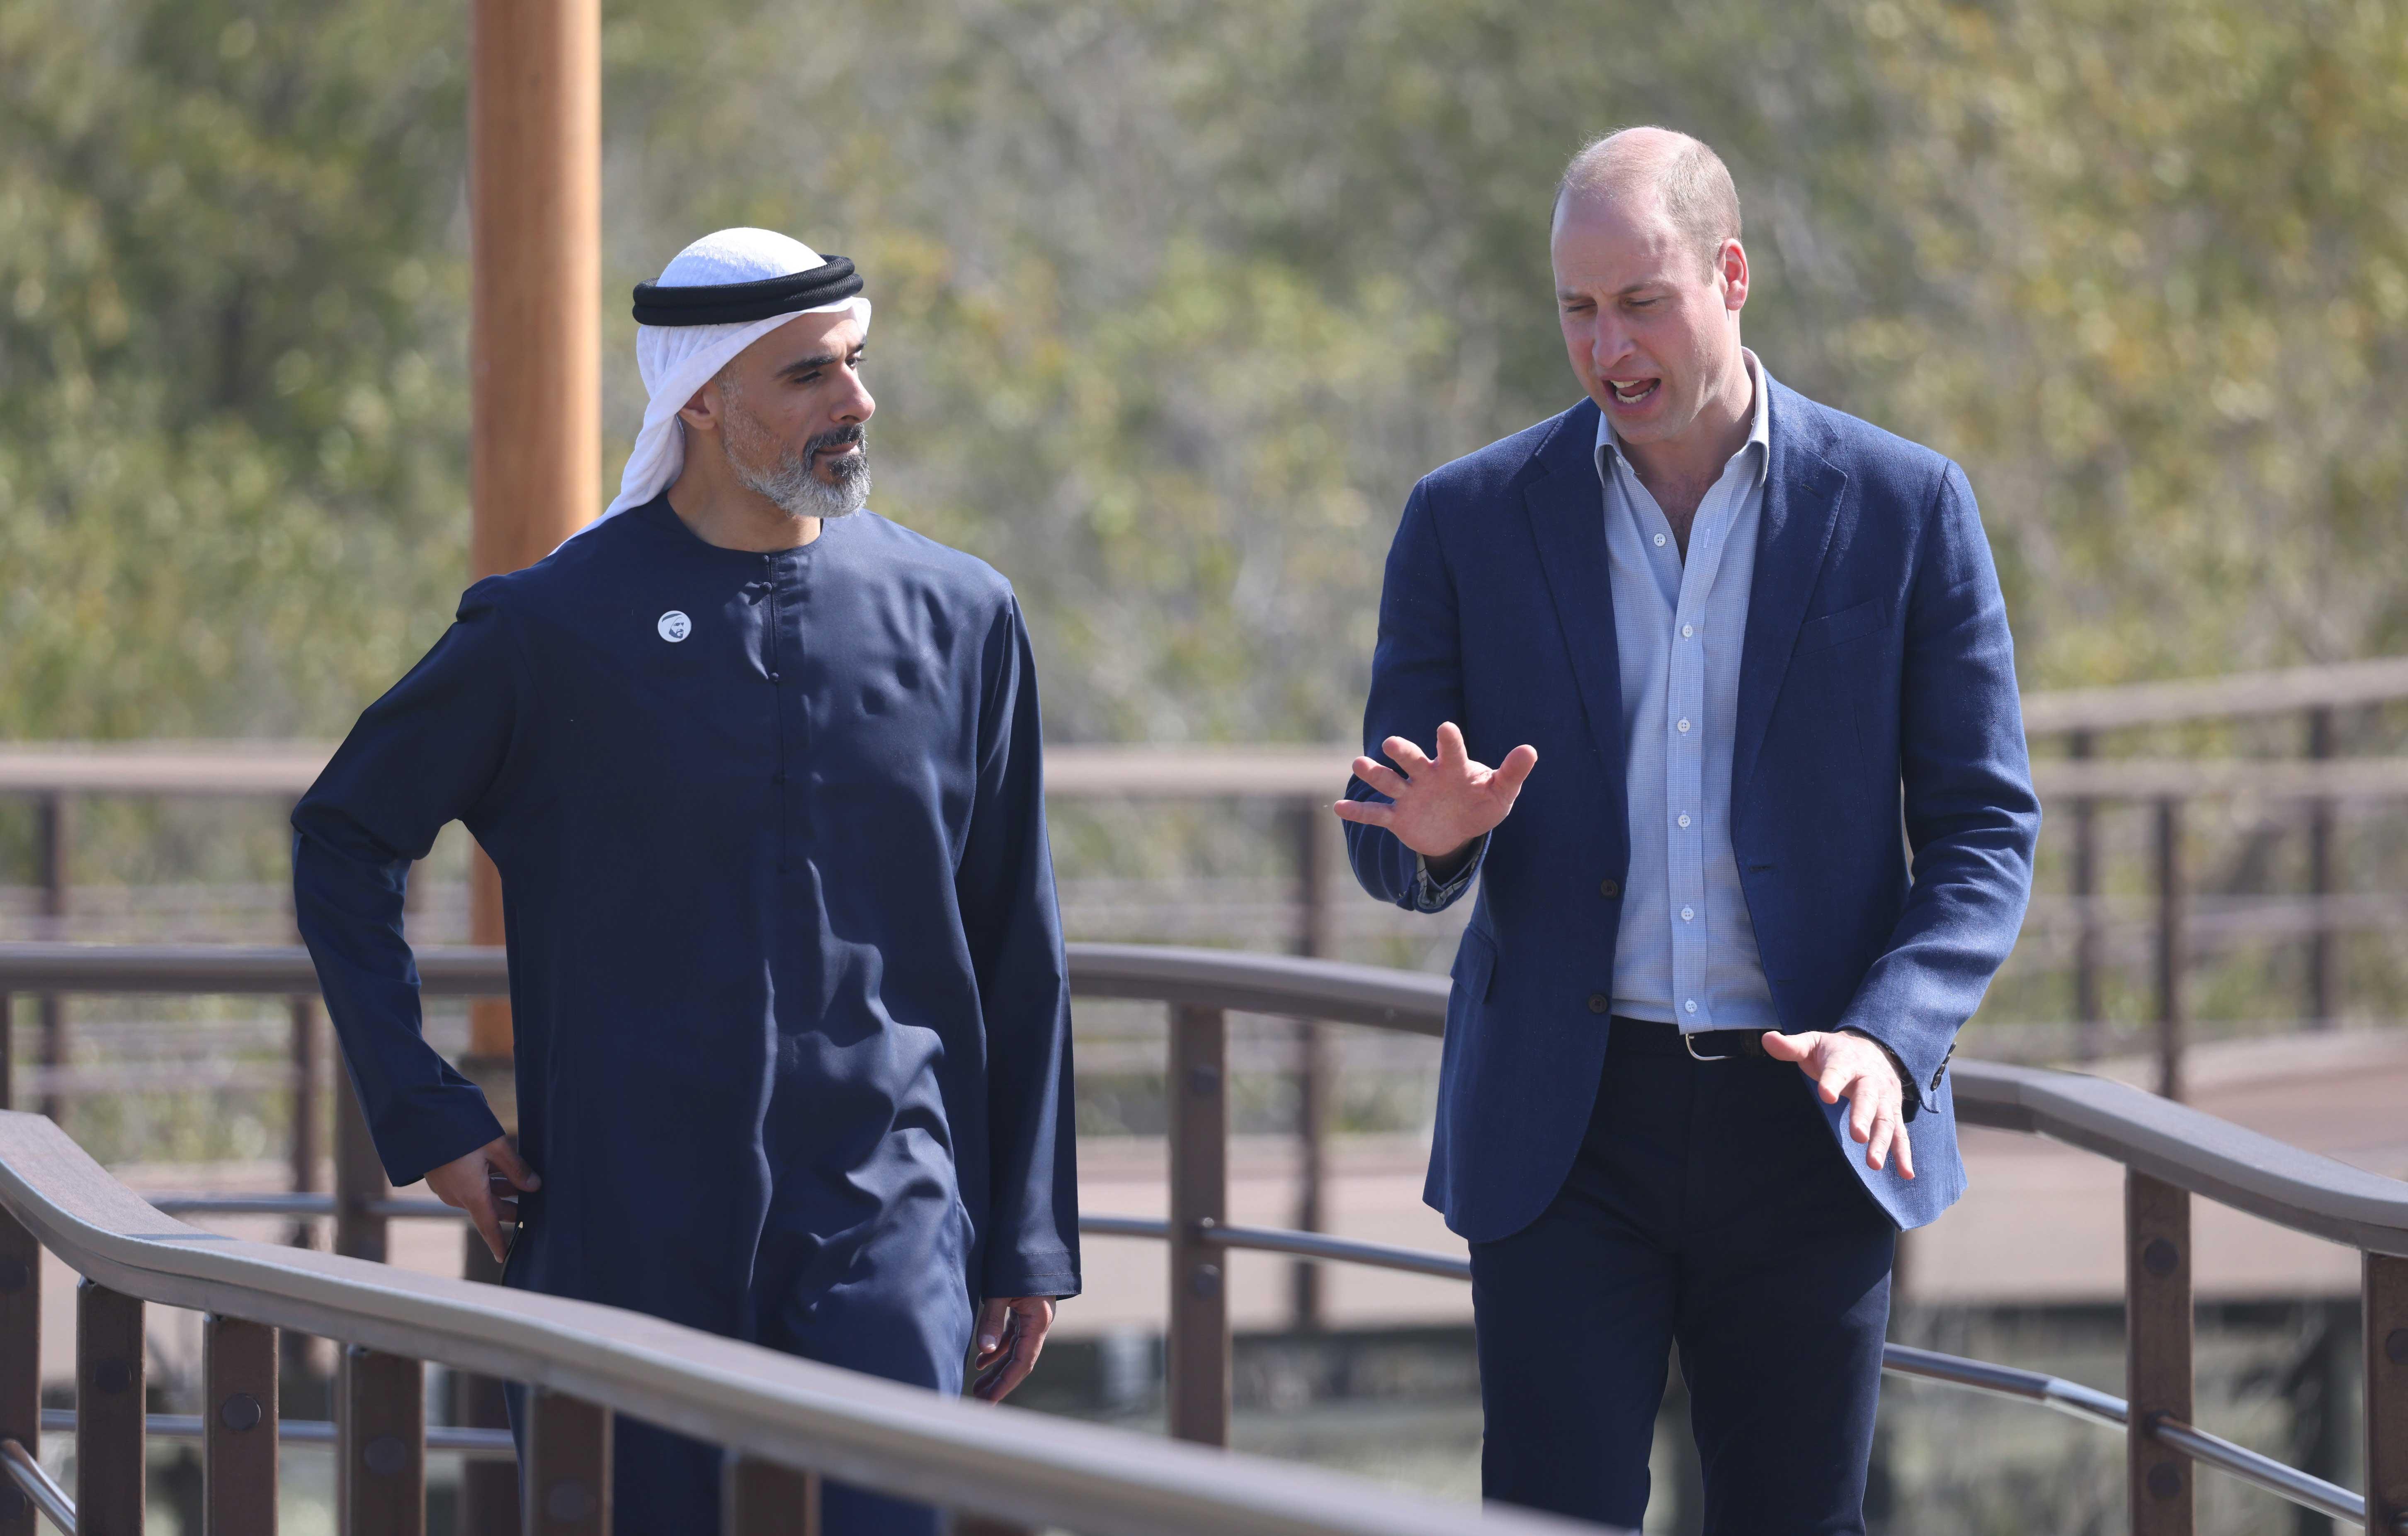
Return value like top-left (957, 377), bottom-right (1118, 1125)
top-left (5, 942), bottom-right (2407, 1258)
top-left (0, 1112), bottom-right (1597, 1536)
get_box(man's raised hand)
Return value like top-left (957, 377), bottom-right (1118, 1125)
top-left (1760, 1031), bottom-right (1916, 1180)
top-left (1333, 722), bottom-right (1538, 862)
top-left (425, 1134), bottom-right (541, 1263)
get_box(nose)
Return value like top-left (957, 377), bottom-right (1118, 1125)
top-left (1590, 316), bottom-right (1638, 379)
top-left (837, 366), bottom-right (876, 426)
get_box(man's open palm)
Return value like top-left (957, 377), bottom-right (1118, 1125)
top-left (1333, 722), bottom-right (1538, 860)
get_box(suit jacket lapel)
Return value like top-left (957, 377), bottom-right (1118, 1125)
top-left (1733, 380), bottom-right (1848, 802)
top-left (1519, 401), bottom-right (1626, 790)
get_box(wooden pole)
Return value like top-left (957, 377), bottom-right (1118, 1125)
top-left (1290, 801), bottom-right (1332, 1332)
top-left (1166, 1004), bottom-right (1230, 1446)
top-left (202, 1315), bottom-right (279, 1536)
top-left (76, 1280), bottom-right (146, 1536)
top-left (2305, 707), bottom-right (2337, 1028)
top-left (338, 1346), bottom-right (426, 1536)
top-left (35, 795), bottom-right (69, 1125)
top-left (2365, 1252), bottom-right (2408, 1536)
top-left (2069, 730), bottom-right (2103, 1061)
top-left (2126, 1171), bottom-right (2194, 1536)
top-left (467, 0), bottom-right (601, 1066)
top-left (0, 1210), bottom-right (37, 1536)
top-left (2153, 798), bottom-right (2187, 1102)
top-left (458, 1230), bottom-right (524, 1536)
top-left (525, 1389), bottom-right (612, 1535)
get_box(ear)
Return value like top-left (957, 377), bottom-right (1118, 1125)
top-left (676, 377), bottom-right (725, 437)
top-left (1719, 238), bottom-right (1750, 314)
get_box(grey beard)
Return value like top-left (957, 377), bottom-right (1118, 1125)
top-left (730, 430), bottom-right (871, 521)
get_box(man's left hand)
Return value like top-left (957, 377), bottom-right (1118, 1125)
top-left (971, 1296), bottom-right (1056, 1403)
top-left (1760, 1031), bottom-right (1916, 1179)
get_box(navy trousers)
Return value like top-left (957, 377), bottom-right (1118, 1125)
top-left (1469, 1019), bottom-right (1896, 1535)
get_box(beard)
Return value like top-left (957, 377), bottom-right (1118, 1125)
top-left (722, 398), bottom-right (872, 521)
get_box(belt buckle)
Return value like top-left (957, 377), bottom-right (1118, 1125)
top-left (1682, 1031), bottom-right (1738, 1063)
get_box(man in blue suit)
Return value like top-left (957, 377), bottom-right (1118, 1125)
top-left (1336, 127), bottom-right (2038, 1533)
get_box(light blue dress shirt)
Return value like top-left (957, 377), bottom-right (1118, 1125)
top-left (1412, 351), bottom-right (1777, 1034)
top-left (1598, 350), bottom-right (1775, 1032)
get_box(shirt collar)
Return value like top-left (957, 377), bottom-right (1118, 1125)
top-left (1594, 346), bottom-right (1771, 481)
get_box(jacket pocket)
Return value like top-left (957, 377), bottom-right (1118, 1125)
top-left (1450, 926), bottom-right (1498, 1005)
top-left (1796, 598), bottom-right (1883, 654)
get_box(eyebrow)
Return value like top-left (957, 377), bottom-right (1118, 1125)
top-left (773, 346), bottom-right (861, 381)
top-left (1558, 282), bottom-right (1667, 302)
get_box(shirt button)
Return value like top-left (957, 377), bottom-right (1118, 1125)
top-left (1677, 813), bottom-right (1691, 828)
top-left (1598, 878), bottom-right (1620, 899)
top-left (768, 671), bottom-right (782, 682)
top-left (1684, 999), bottom-right (1699, 1015)
top-left (1680, 906), bottom-right (1694, 921)
top-left (1676, 718), bottom-right (1691, 734)
top-left (1681, 624), bottom-right (1694, 638)
top-left (1652, 532), bottom-right (1666, 547)
top-left (1587, 994), bottom-right (1610, 1015)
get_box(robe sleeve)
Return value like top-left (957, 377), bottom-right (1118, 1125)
top-left (957, 594), bottom-right (1081, 1300)
top-left (290, 584), bottom-right (528, 1186)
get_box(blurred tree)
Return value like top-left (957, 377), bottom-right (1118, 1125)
top-left (0, 0), bottom-right (471, 740)
top-left (3, 0), bottom-right (2403, 753)
top-left (1852, 0), bottom-right (2408, 686)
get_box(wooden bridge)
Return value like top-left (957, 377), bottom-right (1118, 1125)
top-left (0, 941), bottom-right (2401, 1534)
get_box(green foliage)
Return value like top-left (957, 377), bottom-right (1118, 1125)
top-left (0, 0), bottom-right (470, 739)
top-left (4, 0), bottom-right (2405, 752)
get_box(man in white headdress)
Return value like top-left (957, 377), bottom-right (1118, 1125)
top-left (294, 229), bottom-right (1080, 1532)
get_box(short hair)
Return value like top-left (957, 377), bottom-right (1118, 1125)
top-left (1555, 126), bottom-right (1742, 275)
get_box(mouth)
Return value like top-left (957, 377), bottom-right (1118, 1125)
top-left (1605, 377), bottom-right (1661, 408)
top-left (805, 429), bottom-right (866, 465)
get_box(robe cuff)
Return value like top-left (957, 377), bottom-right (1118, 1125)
top-left (379, 1089), bottom-right (509, 1188)
top-left (983, 1264), bottom-right (1082, 1302)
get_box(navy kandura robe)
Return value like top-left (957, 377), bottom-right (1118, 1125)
top-left (292, 497), bottom-right (1080, 1533)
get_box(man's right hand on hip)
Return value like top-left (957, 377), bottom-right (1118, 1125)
top-left (1333, 721), bottom-right (1537, 864)
top-left (426, 1135), bottom-right (542, 1263)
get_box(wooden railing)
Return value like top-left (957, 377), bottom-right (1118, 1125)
top-left (0, 942), bottom-right (2404, 1532)
top-left (0, 957), bottom-right (1633, 1534)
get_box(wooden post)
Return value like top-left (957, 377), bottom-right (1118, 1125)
top-left (1290, 800), bottom-right (1332, 1332)
top-left (2367, 1252), bottom-right (2408, 1536)
top-left (2127, 1171), bottom-right (2194, 1536)
top-left (721, 1457), bottom-right (816, 1536)
top-left (76, 1279), bottom-right (146, 1536)
top-left (339, 1345), bottom-right (425, 1535)
top-left (2306, 707), bottom-right (2337, 1029)
top-left (459, 1231), bottom-right (524, 1536)
top-left (525, 1389), bottom-right (612, 1534)
top-left (290, 995), bottom-right (323, 1248)
top-left (2069, 730), bottom-right (2103, 1061)
top-left (35, 795), bottom-right (69, 1125)
top-left (2153, 798), bottom-right (2187, 1102)
top-left (467, 0), bottom-right (601, 1069)
top-left (1167, 1004), bottom-right (1230, 1446)
top-left (204, 1315), bottom-right (279, 1535)
top-left (334, 1074), bottom-right (390, 1263)
top-left (0, 1210), bottom-right (37, 1536)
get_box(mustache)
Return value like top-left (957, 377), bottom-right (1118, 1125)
top-left (804, 424), bottom-right (867, 461)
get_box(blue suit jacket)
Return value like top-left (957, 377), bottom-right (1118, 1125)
top-left (1346, 378), bottom-right (2039, 1241)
